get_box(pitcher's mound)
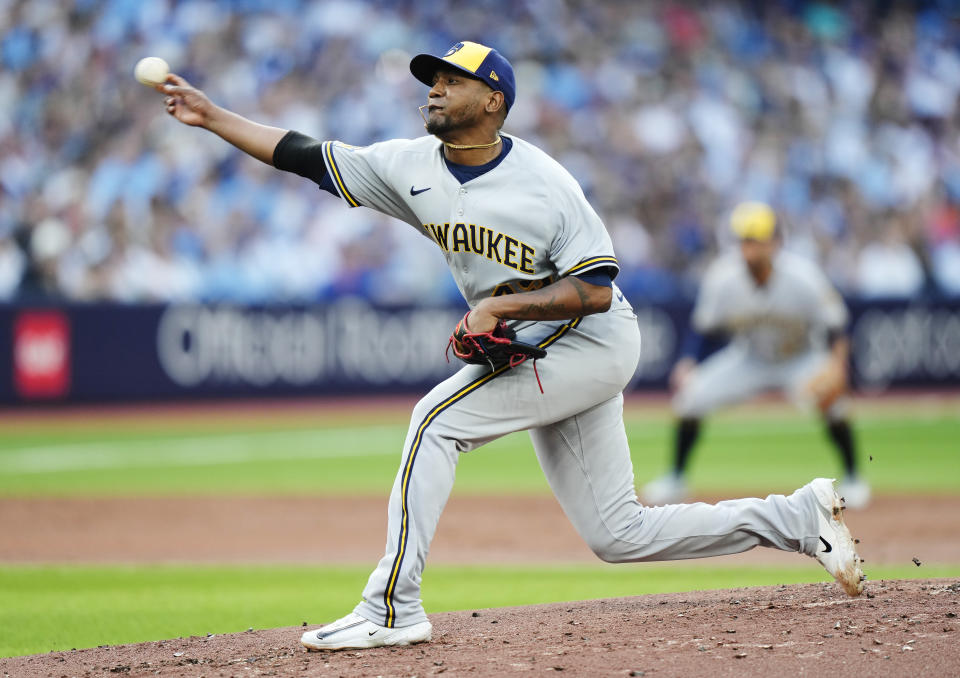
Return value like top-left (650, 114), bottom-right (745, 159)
top-left (3, 579), bottom-right (958, 677)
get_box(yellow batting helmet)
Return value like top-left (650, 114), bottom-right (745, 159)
top-left (730, 202), bottom-right (777, 241)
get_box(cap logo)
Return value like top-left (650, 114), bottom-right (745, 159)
top-left (489, 70), bottom-right (499, 81)
top-left (444, 43), bottom-right (464, 57)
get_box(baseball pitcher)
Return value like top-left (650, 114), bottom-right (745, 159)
top-left (159, 41), bottom-right (865, 652)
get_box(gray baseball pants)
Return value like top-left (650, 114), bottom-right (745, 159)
top-left (673, 343), bottom-right (848, 419)
top-left (353, 306), bottom-right (824, 628)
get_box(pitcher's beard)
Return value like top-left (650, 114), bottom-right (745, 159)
top-left (425, 103), bottom-right (481, 137)
top-left (425, 116), bottom-right (457, 136)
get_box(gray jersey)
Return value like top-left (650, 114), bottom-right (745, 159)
top-left (319, 135), bottom-right (619, 306)
top-left (691, 250), bottom-right (848, 362)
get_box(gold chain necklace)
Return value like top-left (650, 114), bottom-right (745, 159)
top-left (443, 136), bottom-right (502, 150)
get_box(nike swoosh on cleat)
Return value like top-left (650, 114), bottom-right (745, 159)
top-left (368, 630), bottom-right (379, 636)
top-left (318, 620), bottom-right (365, 638)
top-left (410, 186), bottom-right (431, 196)
top-left (820, 536), bottom-right (833, 553)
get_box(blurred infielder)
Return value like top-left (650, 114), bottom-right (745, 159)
top-left (643, 203), bottom-right (870, 508)
top-left (159, 41), bottom-right (864, 652)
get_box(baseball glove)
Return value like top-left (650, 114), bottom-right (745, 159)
top-left (447, 311), bottom-right (547, 388)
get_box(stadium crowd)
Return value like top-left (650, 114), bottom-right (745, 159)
top-left (2, 0), bottom-right (960, 304)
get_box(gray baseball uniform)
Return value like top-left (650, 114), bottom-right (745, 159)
top-left (675, 250), bottom-right (849, 418)
top-left (311, 134), bottom-right (827, 629)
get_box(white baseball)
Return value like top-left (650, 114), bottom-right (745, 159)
top-left (134, 57), bottom-right (170, 87)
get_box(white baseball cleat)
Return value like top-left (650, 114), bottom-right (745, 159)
top-left (808, 477), bottom-right (865, 597)
top-left (300, 612), bottom-right (432, 651)
top-left (837, 475), bottom-right (871, 510)
top-left (641, 472), bottom-right (687, 506)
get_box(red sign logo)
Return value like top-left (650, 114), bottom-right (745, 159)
top-left (13, 311), bottom-right (71, 399)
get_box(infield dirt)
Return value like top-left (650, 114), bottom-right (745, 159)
top-left (2, 493), bottom-right (959, 566)
top-left (2, 579), bottom-right (958, 677)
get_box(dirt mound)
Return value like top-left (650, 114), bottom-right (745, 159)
top-left (4, 579), bottom-right (957, 677)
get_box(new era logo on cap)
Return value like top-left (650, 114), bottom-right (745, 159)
top-left (410, 40), bottom-right (516, 112)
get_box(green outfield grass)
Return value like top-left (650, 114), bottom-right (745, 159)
top-left (2, 562), bottom-right (958, 658)
top-left (0, 403), bottom-right (956, 496)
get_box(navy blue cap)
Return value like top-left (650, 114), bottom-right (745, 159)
top-left (410, 41), bottom-right (516, 113)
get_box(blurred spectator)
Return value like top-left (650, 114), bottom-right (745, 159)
top-left (2, 0), bottom-right (960, 305)
top-left (855, 214), bottom-right (927, 299)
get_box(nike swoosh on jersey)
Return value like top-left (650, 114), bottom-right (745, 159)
top-left (410, 186), bottom-right (431, 196)
top-left (819, 536), bottom-right (833, 553)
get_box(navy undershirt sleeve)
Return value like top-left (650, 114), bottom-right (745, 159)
top-left (573, 270), bottom-right (613, 288)
top-left (273, 130), bottom-right (339, 196)
top-left (318, 172), bottom-right (338, 195)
